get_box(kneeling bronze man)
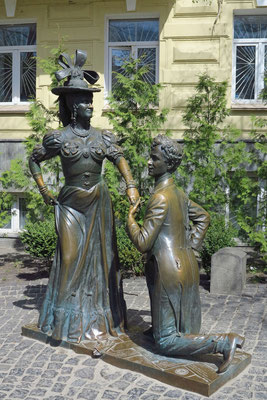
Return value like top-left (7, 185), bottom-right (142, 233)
top-left (127, 135), bottom-right (244, 374)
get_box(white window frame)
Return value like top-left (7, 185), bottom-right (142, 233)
top-left (0, 194), bottom-right (26, 236)
top-left (0, 21), bottom-right (36, 105)
top-left (232, 14), bottom-right (267, 104)
top-left (104, 14), bottom-right (160, 102)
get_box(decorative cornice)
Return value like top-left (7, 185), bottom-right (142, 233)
top-left (4, 0), bottom-right (17, 17)
top-left (126, 0), bottom-right (136, 12)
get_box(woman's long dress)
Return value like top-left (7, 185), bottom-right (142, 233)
top-left (34, 127), bottom-right (126, 343)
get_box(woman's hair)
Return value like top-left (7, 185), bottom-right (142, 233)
top-left (58, 92), bottom-right (93, 127)
top-left (152, 135), bottom-right (183, 173)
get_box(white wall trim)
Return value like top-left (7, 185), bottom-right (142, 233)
top-left (256, 0), bottom-right (267, 6)
top-left (0, 18), bottom-right (36, 25)
top-left (4, 0), bottom-right (17, 18)
top-left (126, 0), bottom-right (136, 12)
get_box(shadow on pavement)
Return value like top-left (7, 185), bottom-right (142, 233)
top-left (0, 252), bottom-right (50, 282)
top-left (13, 284), bottom-right (46, 310)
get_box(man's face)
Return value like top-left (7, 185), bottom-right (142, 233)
top-left (148, 145), bottom-right (168, 177)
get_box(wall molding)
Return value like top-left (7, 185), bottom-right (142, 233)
top-left (4, 0), bottom-right (17, 17)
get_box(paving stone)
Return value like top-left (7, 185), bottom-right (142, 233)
top-left (57, 375), bottom-right (70, 383)
top-left (74, 367), bottom-right (94, 380)
top-left (108, 379), bottom-right (130, 391)
top-left (21, 375), bottom-right (38, 383)
top-left (181, 394), bottom-right (203, 400)
top-left (0, 386), bottom-right (13, 393)
top-left (122, 372), bottom-right (138, 382)
top-left (8, 389), bottom-right (29, 399)
top-left (9, 368), bottom-right (24, 376)
top-left (61, 367), bottom-right (73, 375)
top-left (150, 385), bottom-right (168, 394)
top-left (77, 389), bottom-right (99, 400)
top-left (72, 379), bottom-right (87, 387)
top-left (41, 369), bottom-right (58, 379)
top-left (67, 388), bottom-right (80, 397)
top-left (51, 383), bottom-right (65, 393)
top-left (65, 357), bottom-right (80, 365)
top-left (102, 389), bottom-right (121, 399)
top-left (165, 389), bottom-right (184, 398)
top-left (51, 353), bottom-right (68, 362)
top-left (141, 394), bottom-right (161, 400)
top-left (255, 392), bottom-right (267, 400)
top-left (127, 388), bottom-right (146, 396)
top-left (101, 367), bottom-right (122, 381)
top-left (29, 389), bottom-right (47, 397)
top-left (136, 378), bottom-right (151, 389)
top-left (37, 379), bottom-right (53, 388)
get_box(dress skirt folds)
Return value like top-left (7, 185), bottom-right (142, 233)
top-left (38, 179), bottom-right (126, 343)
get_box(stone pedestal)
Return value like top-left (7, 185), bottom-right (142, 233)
top-left (210, 247), bottom-right (247, 295)
top-left (22, 324), bottom-right (251, 397)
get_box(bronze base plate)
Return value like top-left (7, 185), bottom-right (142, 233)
top-left (22, 324), bottom-right (251, 397)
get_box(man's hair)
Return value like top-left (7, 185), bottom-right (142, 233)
top-left (152, 135), bottom-right (183, 173)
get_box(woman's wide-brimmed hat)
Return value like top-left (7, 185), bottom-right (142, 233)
top-left (52, 49), bottom-right (101, 95)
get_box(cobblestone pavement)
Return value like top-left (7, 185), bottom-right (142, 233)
top-left (0, 253), bottom-right (266, 400)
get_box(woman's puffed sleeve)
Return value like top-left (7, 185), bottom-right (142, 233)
top-left (32, 130), bottom-right (62, 162)
top-left (102, 130), bottom-right (123, 164)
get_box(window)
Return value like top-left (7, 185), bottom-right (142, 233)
top-left (233, 15), bottom-right (267, 102)
top-left (0, 195), bottom-right (26, 235)
top-left (0, 23), bottom-right (36, 104)
top-left (107, 18), bottom-right (159, 92)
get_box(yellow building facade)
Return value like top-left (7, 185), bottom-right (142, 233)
top-left (1, 0), bottom-right (267, 140)
top-left (0, 0), bottom-right (266, 236)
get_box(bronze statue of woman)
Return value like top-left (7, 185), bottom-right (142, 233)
top-left (29, 50), bottom-right (139, 343)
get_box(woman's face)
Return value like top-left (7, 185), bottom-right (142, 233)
top-left (76, 102), bottom-right (93, 120)
top-left (66, 93), bottom-right (93, 120)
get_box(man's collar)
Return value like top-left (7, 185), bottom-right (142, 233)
top-left (154, 174), bottom-right (174, 192)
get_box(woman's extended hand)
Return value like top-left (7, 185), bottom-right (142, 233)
top-left (42, 191), bottom-right (57, 206)
top-left (126, 187), bottom-right (140, 206)
top-left (129, 198), bottom-right (140, 217)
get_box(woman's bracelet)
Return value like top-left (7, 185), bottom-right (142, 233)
top-left (39, 185), bottom-right (48, 195)
top-left (126, 181), bottom-right (136, 190)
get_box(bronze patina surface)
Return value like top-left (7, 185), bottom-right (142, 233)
top-left (28, 50), bottom-right (139, 343)
top-left (127, 136), bottom-right (247, 374)
top-left (22, 323), bottom-right (251, 397)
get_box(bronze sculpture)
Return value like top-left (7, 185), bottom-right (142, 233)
top-left (29, 50), bottom-right (139, 343)
top-left (127, 135), bottom-right (245, 373)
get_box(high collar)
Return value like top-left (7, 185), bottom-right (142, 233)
top-left (154, 173), bottom-right (174, 193)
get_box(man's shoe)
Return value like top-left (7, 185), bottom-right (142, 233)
top-left (218, 333), bottom-right (245, 374)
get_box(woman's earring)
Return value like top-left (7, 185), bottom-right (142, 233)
top-left (72, 105), bottom-right (77, 126)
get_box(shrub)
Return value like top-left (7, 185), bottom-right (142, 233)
top-left (200, 215), bottom-right (237, 276)
top-left (116, 225), bottom-right (145, 277)
top-left (20, 218), bottom-right (57, 265)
